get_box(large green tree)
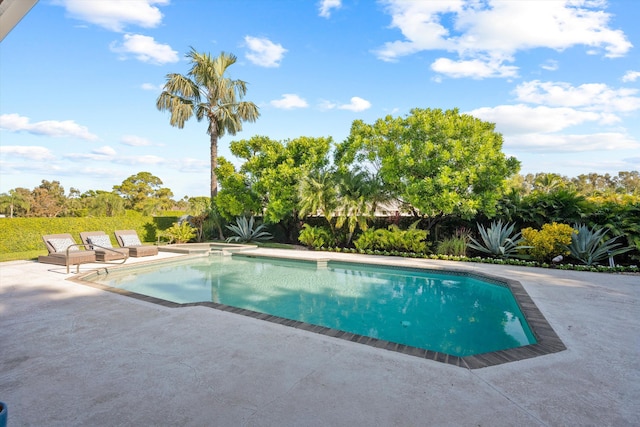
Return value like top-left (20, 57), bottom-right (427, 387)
top-left (0, 188), bottom-right (32, 217)
top-left (156, 48), bottom-right (260, 198)
top-left (335, 108), bottom-right (521, 229)
top-left (113, 172), bottom-right (174, 212)
top-left (88, 191), bottom-right (126, 217)
top-left (217, 135), bottom-right (332, 240)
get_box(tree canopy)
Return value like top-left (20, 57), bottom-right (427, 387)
top-left (335, 108), bottom-right (521, 228)
top-left (216, 135), bottom-right (332, 239)
top-left (112, 172), bottom-right (174, 213)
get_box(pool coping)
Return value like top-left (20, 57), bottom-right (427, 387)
top-left (71, 251), bottom-right (566, 369)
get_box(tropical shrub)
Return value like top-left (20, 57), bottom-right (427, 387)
top-left (436, 237), bottom-right (467, 256)
top-left (568, 224), bottom-right (631, 266)
top-left (353, 222), bottom-right (428, 254)
top-left (436, 228), bottom-right (471, 256)
top-left (518, 189), bottom-right (587, 228)
top-left (521, 222), bottom-right (576, 262)
top-left (225, 216), bottom-right (272, 243)
top-left (468, 220), bottom-right (525, 258)
top-left (298, 224), bottom-right (332, 249)
top-left (353, 228), bottom-right (380, 251)
top-left (159, 222), bottom-right (196, 243)
top-left (584, 201), bottom-right (640, 261)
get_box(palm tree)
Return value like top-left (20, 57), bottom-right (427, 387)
top-left (156, 48), bottom-right (260, 198)
top-left (298, 169), bottom-right (338, 230)
top-left (335, 170), bottom-right (375, 245)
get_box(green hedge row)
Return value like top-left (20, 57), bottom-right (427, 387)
top-left (0, 216), bottom-right (179, 254)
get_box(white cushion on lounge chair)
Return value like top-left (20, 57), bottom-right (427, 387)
top-left (120, 234), bottom-right (142, 246)
top-left (48, 238), bottom-right (79, 252)
top-left (87, 235), bottom-right (113, 249)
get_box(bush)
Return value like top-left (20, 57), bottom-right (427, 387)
top-left (436, 228), bottom-right (471, 256)
top-left (159, 222), bottom-right (196, 243)
top-left (298, 224), bottom-right (332, 249)
top-left (436, 237), bottom-right (467, 256)
top-left (353, 222), bottom-right (428, 254)
top-left (522, 222), bottom-right (576, 262)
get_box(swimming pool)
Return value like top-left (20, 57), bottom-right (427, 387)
top-left (86, 254), bottom-right (538, 358)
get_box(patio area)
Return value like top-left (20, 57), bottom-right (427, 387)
top-left (1, 249), bottom-right (638, 426)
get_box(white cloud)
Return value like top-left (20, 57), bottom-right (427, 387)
top-left (470, 104), bottom-right (602, 134)
top-left (318, 100), bottom-right (338, 111)
top-left (0, 146), bottom-right (55, 161)
top-left (66, 150), bottom-right (164, 165)
top-left (622, 70), bottom-right (640, 82)
top-left (319, 0), bottom-right (342, 18)
top-left (624, 156), bottom-right (640, 167)
top-left (141, 83), bottom-right (163, 91)
top-left (110, 34), bottom-right (179, 65)
top-left (244, 36), bottom-right (287, 67)
top-left (505, 132), bottom-right (639, 152)
top-left (338, 97), bottom-right (371, 112)
top-left (121, 135), bottom-right (153, 146)
top-left (540, 60), bottom-right (559, 71)
top-left (515, 80), bottom-right (640, 113)
top-left (469, 102), bottom-right (640, 154)
top-left (431, 57), bottom-right (518, 79)
top-left (376, 0), bottom-right (632, 79)
top-left (66, 146), bottom-right (117, 160)
top-left (57, 0), bottom-right (167, 32)
top-left (176, 158), bottom-right (208, 173)
top-left (93, 146), bottom-right (117, 156)
top-left (271, 94), bottom-right (309, 109)
top-left (117, 155), bottom-right (165, 165)
top-left (0, 113), bottom-right (99, 141)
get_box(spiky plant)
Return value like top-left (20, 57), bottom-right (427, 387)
top-left (568, 224), bottom-right (631, 266)
top-left (225, 216), bottom-right (272, 243)
top-left (468, 220), bottom-right (526, 259)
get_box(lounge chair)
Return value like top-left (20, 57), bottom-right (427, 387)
top-left (79, 231), bottom-right (129, 262)
top-left (114, 230), bottom-right (158, 257)
top-left (38, 233), bottom-right (96, 273)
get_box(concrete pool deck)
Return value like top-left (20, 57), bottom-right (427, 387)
top-left (1, 249), bottom-right (638, 426)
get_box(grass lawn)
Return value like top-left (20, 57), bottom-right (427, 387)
top-left (0, 250), bottom-right (44, 262)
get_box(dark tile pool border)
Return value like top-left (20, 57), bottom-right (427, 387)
top-left (72, 254), bottom-right (566, 369)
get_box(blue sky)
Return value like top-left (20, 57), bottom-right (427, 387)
top-left (1, 0), bottom-right (639, 198)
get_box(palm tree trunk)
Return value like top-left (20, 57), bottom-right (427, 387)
top-left (210, 130), bottom-right (218, 199)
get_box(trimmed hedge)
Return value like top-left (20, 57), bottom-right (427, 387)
top-left (0, 216), bottom-right (179, 254)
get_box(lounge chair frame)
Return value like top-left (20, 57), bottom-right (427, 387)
top-left (114, 230), bottom-right (159, 257)
top-left (38, 233), bottom-right (97, 273)
top-left (79, 231), bottom-right (130, 263)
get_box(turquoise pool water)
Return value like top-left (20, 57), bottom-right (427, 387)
top-left (92, 255), bottom-right (536, 357)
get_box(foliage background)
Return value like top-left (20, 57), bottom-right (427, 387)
top-left (0, 216), bottom-right (179, 254)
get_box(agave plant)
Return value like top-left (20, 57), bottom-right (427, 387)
top-left (225, 216), bottom-right (272, 243)
top-left (568, 224), bottom-right (631, 266)
top-left (468, 220), bottom-right (526, 259)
